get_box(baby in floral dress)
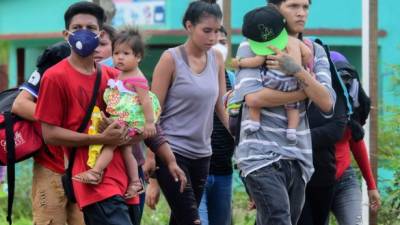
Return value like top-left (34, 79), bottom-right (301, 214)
top-left (73, 27), bottom-right (160, 198)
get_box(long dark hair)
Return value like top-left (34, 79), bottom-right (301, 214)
top-left (182, 0), bottom-right (222, 29)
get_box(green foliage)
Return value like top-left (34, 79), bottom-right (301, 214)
top-left (0, 107), bottom-right (399, 225)
top-left (0, 161), bottom-right (33, 225)
top-left (388, 64), bottom-right (400, 95)
top-left (378, 171), bottom-right (400, 225)
top-left (231, 190), bottom-right (256, 225)
top-left (141, 195), bottom-right (171, 225)
top-left (377, 66), bottom-right (400, 225)
top-left (140, 190), bottom-right (257, 224)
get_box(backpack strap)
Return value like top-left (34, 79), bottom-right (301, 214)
top-left (65, 64), bottom-right (102, 202)
top-left (314, 39), bottom-right (353, 118)
top-left (5, 112), bottom-right (15, 225)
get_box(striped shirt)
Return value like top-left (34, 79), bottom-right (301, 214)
top-left (233, 41), bottom-right (336, 183)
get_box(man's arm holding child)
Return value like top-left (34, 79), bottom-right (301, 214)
top-left (233, 42), bottom-right (308, 108)
top-left (245, 89), bottom-right (307, 108)
top-left (266, 45), bottom-right (333, 113)
top-left (41, 121), bottom-right (130, 147)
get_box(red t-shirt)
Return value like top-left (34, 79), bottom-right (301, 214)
top-left (35, 59), bottom-right (138, 208)
top-left (32, 122), bottom-right (65, 174)
top-left (335, 128), bottom-right (377, 190)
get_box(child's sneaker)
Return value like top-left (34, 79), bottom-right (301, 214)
top-left (243, 121), bottom-right (261, 134)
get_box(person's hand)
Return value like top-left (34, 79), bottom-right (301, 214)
top-left (145, 179), bottom-right (161, 210)
top-left (266, 46), bottom-right (303, 75)
top-left (247, 198), bottom-right (256, 210)
top-left (143, 122), bottom-right (157, 139)
top-left (143, 155), bottom-right (157, 182)
top-left (167, 162), bottom-right (187, 193)
top-left (101, 121), bottom-right (128, 145)
top-left (368, 189), bottom-right (381, 212)
top-left (98, 111), bottom-right (113, 133)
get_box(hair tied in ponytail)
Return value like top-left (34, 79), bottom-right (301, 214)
top-left (182, 0), bottom-right (222, 28)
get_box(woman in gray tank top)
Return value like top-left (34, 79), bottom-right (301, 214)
top-left (145, 1), bottom-right (228, 225)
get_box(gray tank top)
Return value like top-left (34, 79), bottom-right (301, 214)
top-left (160, 47), bottom-right (219, 159)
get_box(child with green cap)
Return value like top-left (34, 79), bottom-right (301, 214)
top-left (231, 5), bottom-right (312, 144)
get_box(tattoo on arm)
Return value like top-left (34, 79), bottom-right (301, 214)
top-left (280, 55), bottom-right (302, 75)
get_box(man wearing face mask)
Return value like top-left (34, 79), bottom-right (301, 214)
top-left (12, 26), bottom-right (118, 224)
top-left (198, 26), bottom-right (235, 225)
top-left (33, 2), bottom-right (141, 225)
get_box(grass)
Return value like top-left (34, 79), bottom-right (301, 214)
top-left (1, 161), bottom-right (399, 225)
top-left (141, 189), bottom-right (257, 225)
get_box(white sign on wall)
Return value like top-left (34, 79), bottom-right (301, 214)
top-left (112, 0), bottom-right (166, 27)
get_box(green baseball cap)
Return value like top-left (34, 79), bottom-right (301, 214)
top-left (242, 6), bottom-right (289, 56)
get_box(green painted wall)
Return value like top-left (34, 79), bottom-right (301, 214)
top-left (0, 0), bottom-right (77, 87)
top-left (0, 0), bottom-right (79, 34)
top-left (0, 0), bottom-right (399, 106)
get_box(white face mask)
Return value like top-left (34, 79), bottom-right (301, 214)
top-left (212, 43), bottom-right (228, 62)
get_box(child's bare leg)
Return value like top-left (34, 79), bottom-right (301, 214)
top-left (72, 146), bottom-right (116, 184)
top-left (121, 146), bottom-right (143, 198)
top-left (244, 106), bottom-right (262, 134)
top-left (93, 146), bottom-right (115, 172)
top-left (286, 108), bottom-right (300, 144)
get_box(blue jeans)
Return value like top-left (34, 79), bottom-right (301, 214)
top-left (245, 160), bottom-right (306, 225)
top-left (329, 167), bottom-right (363, 225)
top-left (199, 174), bottom-right (233, 225)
